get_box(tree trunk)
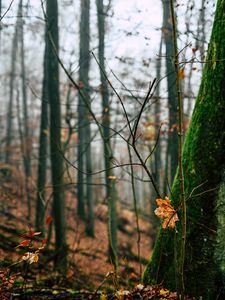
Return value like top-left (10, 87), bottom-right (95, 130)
top-left (5, 2), bottom-right (20, 164)
top-left (46, 0), bottom-right (67, 270)
top-left (154, 36), bottom-right (162, 192)
top-left (78, 0), bottom-right (95, 237)
top-left (77, 0), bottom-right (89, 221)
top-left (0, 0), bottom-right (2, 46)
top-left (143, 1), bottom-right (225, 298)
top-left (19, 0), bottom-right (32, 221)
top-left (196, 0), bottom-right (206, 64)
top-left (96, 0), bottom-right (118, 268)
top-left (150, 35), bottom-right (163, 242)
top-left (162, 0), bottom-right (178, 185)
top-left (35, 27), bottom-right (49, 233)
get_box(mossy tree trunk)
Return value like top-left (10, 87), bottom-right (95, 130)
top-left (143, 1), bottom-right (225, 298)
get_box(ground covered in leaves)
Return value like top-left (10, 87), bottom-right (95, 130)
top-left (0, 168), bottom-right (195, 299)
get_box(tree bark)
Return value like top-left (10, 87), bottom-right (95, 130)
top-left (46, 0), bottom-right (67, 270)
top-left (96, 0), bottom-right (118, 268)
top-left (5, 2), bottom-right (20, 164)
top-left (143, 1), bottom-right (225, 298)
top-left (77, 0), bottom-right (95, 237)
top-left (35, 27), bottom-right (49, 233)
top-left (162, 0), bottom-right (178, 185)
top-left (19, 0), bottom-right (32, 221)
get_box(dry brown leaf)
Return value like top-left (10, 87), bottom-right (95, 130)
top-left (179, 68), bottom-right (185, 80)
top-left (22, 252), bottom-right (39, 264)
top-left (155, 197), bottom-right (179, 229)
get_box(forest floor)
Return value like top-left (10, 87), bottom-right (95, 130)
top-left (0, 167), bottom-right (195, 299)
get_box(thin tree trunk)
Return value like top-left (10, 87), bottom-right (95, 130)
top-left (154, 36), bottom-right (162, 191)
top-left (150, 35), bottom-right (163, 241)
top-left (46, 0), bottom-right (67, 271)
top-left (197, 0), bottom-right (206, 63)
top-left (96, 0), bottom-right (118, 268)
top-left (77, 0), bottom-right (89, 220)
top-left (19, 0), bottom-right (32, 221)
top-left (162, 0), bottom-right (178, 185)
top-left (35, 28), bottom-right (49, 233)
top-left (78, 0), bottom-right (95, 237)
top-left (16, 88), bottom-right (25, 200)
top-left (0, 0), bottom-right (2, 47)
top-left (5, 3), bottom-right (20, 164)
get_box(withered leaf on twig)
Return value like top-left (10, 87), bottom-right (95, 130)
top-left (155, 197), bottom-right (179, 229)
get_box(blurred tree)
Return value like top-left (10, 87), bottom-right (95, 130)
top-left (46, 0), bottom-right (67, 270)
top-left (77, 0), bottom-right (94, 237)
top-left (162, 0), bottom-right (178, 189)
top-left (18, 0), bottom-right (32, 221)
top-left (5, 2), bottom-right (20, 164)
top-left (153, 36), bottom-right (162, 192)
top-left (150, 35), bottom-right (163, 243)
top-left (143, 0), bottom-right (225, 298)
top-left (35, 21), bottom-right (49, 233)
top-left (196, 0), bottom-right (206, 63)
top-left (0, 0), bottom-right (2, 44)
top-left (96, 0), bottom-right (118, 268)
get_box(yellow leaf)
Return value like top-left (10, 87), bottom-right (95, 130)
top-left (107, 176), bottom-right (116, 180)
top-left (100, 294), bottom-right (107, 300)
top-left (159, 288), bottom-right (170, 296)
top-left (22, 252), bottom-right (39, 264)
top-left (42, 129), bottom-right (49, 136)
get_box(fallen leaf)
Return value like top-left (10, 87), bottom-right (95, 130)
top-left (159, 287), bottom-right (170, 296)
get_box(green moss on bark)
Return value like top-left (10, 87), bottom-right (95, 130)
top-left (143, 1), bottom-right (225, 298)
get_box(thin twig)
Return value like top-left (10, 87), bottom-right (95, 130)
top-left (92, 52), bottom-right (161, 197)
top-left (0, 0), bottom-right (15, 21)
top-left (127, 143), bottom-right (142, 277)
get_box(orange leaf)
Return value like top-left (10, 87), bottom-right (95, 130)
top-left (192, 47), bottom-right (198, 53)
top-left (18, 240), bottom-right (30, 247)
top-left (46, 215), bottom-right (53, 225)
top-left (154, 197), bottom-right (179, 229)
top-left (179, 68), bottom-right (185, 80)
top-left (22, 229), bottom-right (41, 238)
top-left (107, 176), bottom-right (116, 180)
top-left (40, 237), bottom-right (48, 248)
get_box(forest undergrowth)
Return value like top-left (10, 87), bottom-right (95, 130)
top-left (0, 167), bottom-right (197, 299)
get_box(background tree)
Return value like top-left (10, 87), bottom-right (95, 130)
top-left (77, 0), bottom-right (94, 236)
top-left (46, 0), bottom-right (67, 270)
top-left (19, 0), bottom-right (32, 221)
top-left (35, 24), bottom-right (49, 233)
top-left (162, 0), bottom-right (178, 190)
top-left (143, 0), bottom-right (225, 298)
top-left (5, 2), bottom-right (20, 165)
top-left (96, 0), bottom-right (118, 268)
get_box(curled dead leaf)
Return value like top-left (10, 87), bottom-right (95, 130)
top-left (154, 197), bottom-right (179, 229)
top-left (22, 252), bottom-right (39, 264)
